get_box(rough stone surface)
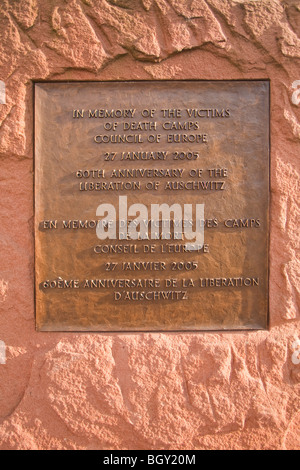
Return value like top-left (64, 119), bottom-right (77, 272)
top-left (0, 0), bottom-right (299, 450)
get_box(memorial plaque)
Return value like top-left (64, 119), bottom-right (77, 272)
top-left (35, 81), bottom-right (269, 331)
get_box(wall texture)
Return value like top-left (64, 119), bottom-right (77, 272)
top-left (0, 0), bottom-right (299, 450)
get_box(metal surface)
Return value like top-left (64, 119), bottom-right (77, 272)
top-left (35, 81), bottom-right (269, 331)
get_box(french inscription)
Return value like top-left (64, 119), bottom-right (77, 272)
top-left (35, 81), bottom-right (269, 331)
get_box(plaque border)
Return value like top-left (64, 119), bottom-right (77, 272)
top-left (33, 79), bottom-right (270, 333)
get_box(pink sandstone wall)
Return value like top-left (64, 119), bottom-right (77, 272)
top-left (0, 0), bottom-right (299, 450)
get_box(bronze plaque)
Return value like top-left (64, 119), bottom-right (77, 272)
top-left (35, 81), bottom-right (269, 331)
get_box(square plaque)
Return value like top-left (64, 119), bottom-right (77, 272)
top-left (35, 81), bottom-right (269, 331)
